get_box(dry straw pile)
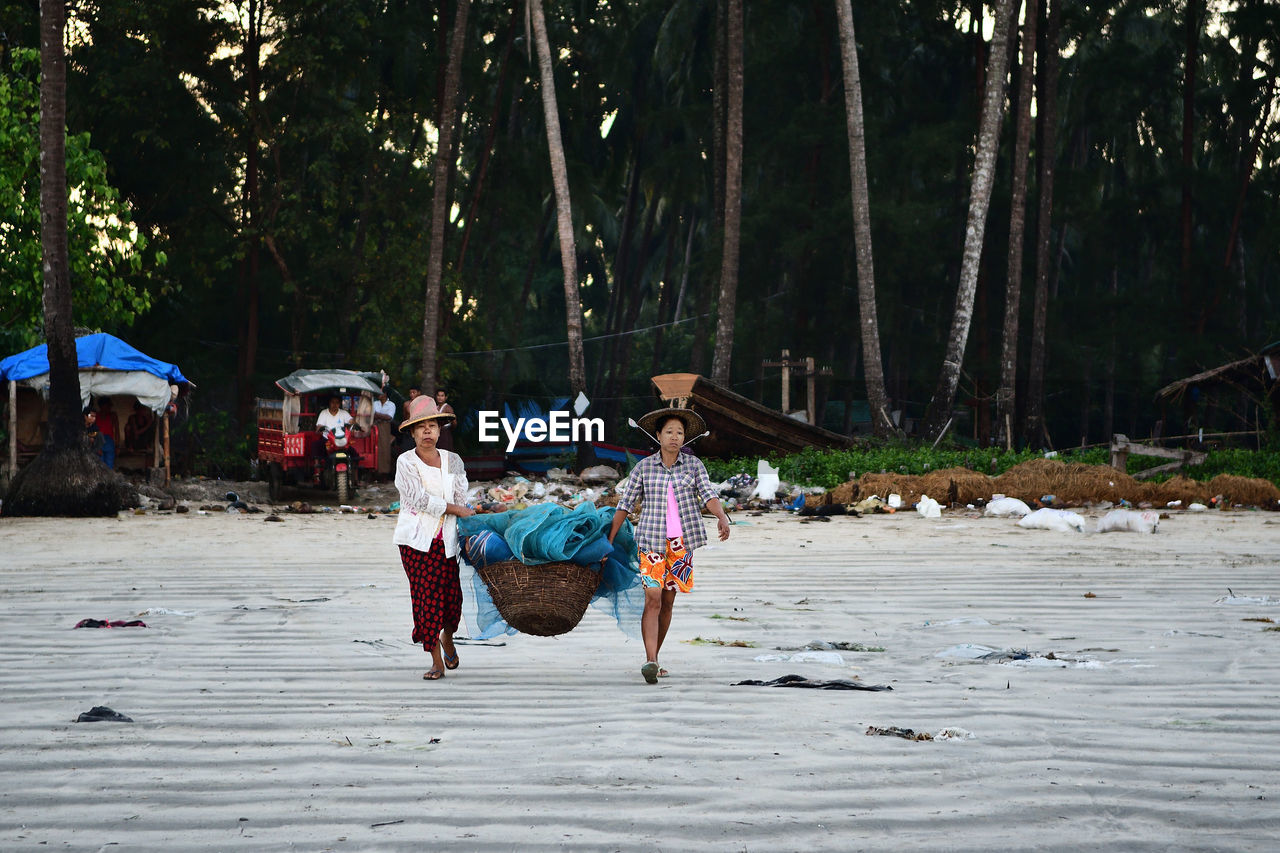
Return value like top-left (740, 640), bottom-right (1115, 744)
top-left (1202, 474), bottom-right (1280, 507)
top-left (805, 458), bottom-right (1280, 510)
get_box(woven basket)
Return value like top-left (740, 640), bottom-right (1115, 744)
top-left (477, 560), bottom-right (602, 636)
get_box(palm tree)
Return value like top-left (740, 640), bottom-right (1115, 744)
top-left (709, 0), bottom-right (742, 386)
top-left (420, 0), bottom-right (471, 392)
top-left (690, 0), bottom-right (726, 377)
top-left (234, 0), bottom-right (263, 431)
top-left (529, 0), bottom-right (586, 397)
top-left (4, 0), bottom-right (129, 516)
top-left (997, 0), bottom-right (1039, 449)
top-left (922, 0), bottom-right (1015, 442)
top-left (1179, 0), bottom-right (1203, 332)
top-left (1023, 0), bottom-right (1061, 448)
top-left (834, 0), bottom-right (892, 437)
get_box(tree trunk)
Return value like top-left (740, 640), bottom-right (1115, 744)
top-left (997, 0), bottom-right (1038, 449)
top-left (530, 0), bottom-right (586, 398)
top-left (420, 0), bottom-right (471, 392)
top-left (455, 4), bottom-right (517, 278)
top-left (834, 0), bottom-right (892, 437)
top-left (710, 0), bottom-right (743, 385)
top-left (613, 163), bottom-right (656, 391)
top-left (593, 156), bottom-right (642, 401)
top-left (922, 0), bottom-right (1015, 442)
top-left (607, 197), bottom-right (661, 422)
top-left (1179, 0), bottom-right (1202, 331)
top-left (649, 212), bottom-right (683, 379)
top-left (1200, 77), bottom-right (1274, 336)
top-left (234, 0), bottom-right (262, 431)
top-left (1103, 268), bottom-right (1117, 441)
top-left (4, 0), bottom-right (130, 517)
top-left (1022, 0), bottom-right (1061, 448)
top-left (496, 206), bottom-right (554, 404)
top-left (1078, 355), bottom-right (1091, 447)
top-left (690, 0), bottom-right (729, 377)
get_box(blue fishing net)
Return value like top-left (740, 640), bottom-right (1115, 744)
top-left (457, 557), bottom-right (519, 640)
top-left (456, 504), bottom-right (642, 639)
top-left (505, 502), bottom-right (605, 563)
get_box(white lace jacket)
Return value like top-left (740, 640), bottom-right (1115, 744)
top-left (393, 449), bottom-right (468, 556)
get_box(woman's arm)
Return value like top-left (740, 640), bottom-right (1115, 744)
top-left (607, 507), bottom-right (628, 544)
top-left (694, 459), bottom-right (730, 540)
top-left (705, 496), bottom-right (731, 541)
top-left (447, 453), bottom-right (475, 517)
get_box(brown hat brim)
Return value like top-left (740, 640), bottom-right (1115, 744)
top-left (400, 411), bottom-right (455, 432)
top-left (636, 407), bottom-right (706, 440)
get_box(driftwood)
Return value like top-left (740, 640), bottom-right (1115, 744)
top-left (1110, 434), bottom-right (1206, 481)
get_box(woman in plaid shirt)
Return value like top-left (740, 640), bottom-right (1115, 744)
top-left (607, 407), bottom-right (731, 684)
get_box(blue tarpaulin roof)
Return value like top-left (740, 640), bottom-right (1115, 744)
top-left (0, 333), bottom-right (190, 385)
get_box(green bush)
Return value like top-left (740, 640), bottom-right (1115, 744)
top-left (179, 411), bottom-right (254, 480)
top-left (703, 445), bottom-right (1280, 490)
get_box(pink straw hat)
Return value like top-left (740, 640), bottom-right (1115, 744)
top-left (400, 394), bottom-right (456, 432)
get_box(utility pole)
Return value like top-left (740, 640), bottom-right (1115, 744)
top-left (761, 349), bottom-right (832, 426)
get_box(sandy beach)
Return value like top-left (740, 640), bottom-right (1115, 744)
top-left (2, 503), bottom-right (1279, 851)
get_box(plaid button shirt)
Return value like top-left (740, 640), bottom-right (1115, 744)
top-left (617, 451), bottom-right (718, 552)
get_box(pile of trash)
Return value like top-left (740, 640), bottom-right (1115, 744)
top-left (469, 466), bottom-right (622, 514)
top-left (470, 459), bottom-right (819, 517)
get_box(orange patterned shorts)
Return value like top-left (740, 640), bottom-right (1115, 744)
top-left (639, 537), bottom-right (693, 593)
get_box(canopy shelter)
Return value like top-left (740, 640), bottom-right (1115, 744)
top-left (1153, 343), bottom-right (1280, 442)
top-left (275, 368), bottom-right (383, 398)
top-left (1, 333), bottom-right (193, 484)
top-left (270, 369), bottom-right (383, 435)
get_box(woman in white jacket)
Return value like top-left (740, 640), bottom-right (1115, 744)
top-left (393, 395), bottom-right (475, 680)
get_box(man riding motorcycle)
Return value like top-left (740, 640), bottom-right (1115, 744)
top-left (316, 394), bottom-right (358, 438)
top-left (314, 395), bottom-right (362, 494)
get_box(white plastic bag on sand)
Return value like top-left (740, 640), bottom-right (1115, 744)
top-left (887, 493), bottom-right (902, 509)
top-left (579, 464), bottom-right (620, 484)
top-left (1188, 502), bottom-right (1208, 512)
top-left (934, 727), bottom-right (976, 741)
top-left (751, 460), bottom-right (781, 500)
top-left (935, 643), bottom-right (1001, 659)
top-left (984, 496), bottom-right (1031, 518)
top-left (1096, 508), bottom-right (1159, 534)
top-left (916, 495), bottom-right (942, 518)
top-left (1017, 507), bottom-right (1085, 532)
top-left (752, 651), bottom-right (846, 666)
top-left (1213, 594), bottom-right (1280, 606)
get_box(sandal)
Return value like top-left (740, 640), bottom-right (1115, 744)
top-left (423, 668), bottom-right (445, 680)
top-left (657, 667), bottom-right (669, 678)
top-left (442, 649), bottom-right (459, 670)
top-left (641, 661), bottom-right (660, 684)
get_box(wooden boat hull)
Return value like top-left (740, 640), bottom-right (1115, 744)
top-left (650, 373), bottom-right (855, 458)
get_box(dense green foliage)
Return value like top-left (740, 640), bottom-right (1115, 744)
top-left (1, 0), bottom-right (1277, 457)
top-left (703, 445), bottom-right (1280, 489)
top-left (0, 48), bottom-right (161, 353)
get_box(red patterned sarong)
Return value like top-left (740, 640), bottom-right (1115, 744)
top-left (639, 536), bottom-right (693, 593)
top-left (399, 540), bottom-right (462, 650)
